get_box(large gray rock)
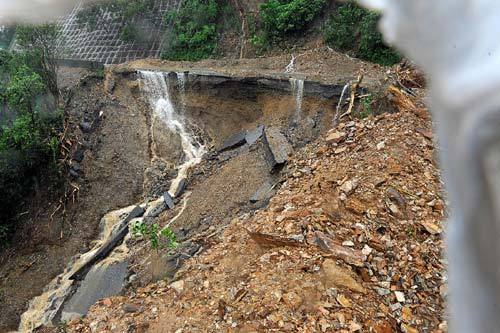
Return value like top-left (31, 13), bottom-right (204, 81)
top-left (218, 131), bottom-right (247, 152)
top-left (61, 261), bottom-right (129, 319)
top-left (263, 127), bottom-right (294, 170)
top-left (246, 125), bottom-right (264, 146)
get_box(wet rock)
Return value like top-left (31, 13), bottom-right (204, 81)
top-left (63, 261), bottom-right (129, 318)
top-left (144, 194), bottom-right (174, 218)
top-left (163, 192), bottom-right (175, 210)
top-left (171, 178), bottom-right (187, 198)
top-left (246, 125), bottom-right (264, 146)
top-left (263, 127), bottom-right (293, 171)
top-left (218, 131), bottom-right (247, 152)
top-left (80, 121), bottom-right (92, 133)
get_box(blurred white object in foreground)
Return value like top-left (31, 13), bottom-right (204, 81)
top-left (358, 0), bottom-right (500, 332)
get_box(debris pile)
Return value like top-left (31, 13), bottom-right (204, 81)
top-left (68, 89), bottom-right (446, 333)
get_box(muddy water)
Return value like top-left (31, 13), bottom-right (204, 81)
top-left (138, 70), bottom-right (206, 198)
top-left (17, 205), bottom-right (140, 332)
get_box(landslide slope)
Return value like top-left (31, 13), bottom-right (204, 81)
top-left (67, 89), bottom-right (446, 333)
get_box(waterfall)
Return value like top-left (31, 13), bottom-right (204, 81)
top-left (139, 70), bottom-right (205, 198)
top-left (290, 78), bottom-right (304, 123)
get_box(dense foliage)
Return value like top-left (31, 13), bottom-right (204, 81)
top-left (0, 48), bottom-right (62, 246)
top-left (162, 0), bottom-right (220, 61)
top-left (259, 0), bottom-right (326, 42)
top-left (77, 0), bottom-right (157, 44)
top-left (324, 1), bottom-right (400, 66)
top-left (15, 24), bottom-right (60, 96)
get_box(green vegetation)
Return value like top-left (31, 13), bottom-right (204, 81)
top-left (260, 0), bottom-right (326, 42)
top-left (15, 23), bottom-right (60, 96)
top-left (162, 0), bottom-right (219, 61)
top-left (324, 1), bottom-right (400, 66)
top-left (0, 26), bottom-right (62, 247)
top-left (77, 0), bottom-right (157, 44)
top-left (132, 221), bottom-right (178, 252)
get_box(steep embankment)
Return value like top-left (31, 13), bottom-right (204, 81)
top-left (67, 87), bottom-right (446, 332)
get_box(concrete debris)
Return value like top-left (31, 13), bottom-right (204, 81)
top-left (263, 127), bottom-right (294, 170)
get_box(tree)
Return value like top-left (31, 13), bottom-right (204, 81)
top-left (6, 65), bottom-right (45, 123)
top-left (15, 24), bottom-right (61, 97)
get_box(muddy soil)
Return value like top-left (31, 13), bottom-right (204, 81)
top-left (0, 75), bottom-right (150, 332)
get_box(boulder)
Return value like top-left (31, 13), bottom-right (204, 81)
top-left (245, 125), bottom-right (264, 146)
top-left (163, 192), bottom-right (175, 210)
top-left (263, 127), bottom-right (294, 170)
top-left (218, 131), bottom-right (247, 152)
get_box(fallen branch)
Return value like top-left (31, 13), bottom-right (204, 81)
top-left (340, 74), bottom-right (364, 120)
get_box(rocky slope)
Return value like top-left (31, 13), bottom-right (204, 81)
top-left (65, 86), bottom-right (446, 333)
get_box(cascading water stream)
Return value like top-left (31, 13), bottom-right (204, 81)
top-left (289, 78), bottom-right (304, 123)
top-left (139, 70), bottom-right (206, 197)
top-left (17, 205), bottom-right (139, 332)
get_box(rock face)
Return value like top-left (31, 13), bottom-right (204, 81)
top-left (263, 127), bottom-right (294, 170)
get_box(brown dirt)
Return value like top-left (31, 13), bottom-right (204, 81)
top-left (0, 75), bottom-right (151, 332)
top-left (66, 88), bottom-right (446, 333)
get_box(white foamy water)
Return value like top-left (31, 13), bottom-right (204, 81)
top-left (139, 70), bottom-right (205, 197)
top-left (290, 77), bottom-right (304, 122)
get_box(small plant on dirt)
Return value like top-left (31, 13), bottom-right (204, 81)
top-left (132, 221), bottom-right (178, 252)
top-left (324, 1), bottom-right (400, 66)
top-left (359, 95), bottom-right (374, 119)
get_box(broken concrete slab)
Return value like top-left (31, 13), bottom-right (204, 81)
top-left (218, 131), bottom-right (247, 152)
top-left (246, 125), bottom-right (264, 146)
top-left (163, 192), bottom-right (175, 210)
top-left (263, 127), bottom-right (294, 171)
top-left (61, 261), bottom-right (129, 319)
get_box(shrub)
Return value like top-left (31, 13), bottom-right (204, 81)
top-left (324, 1), bottom-right (400, 66)
top-left (132, 221), bottom-right (178, 252)
top-left (260, 0), bottom-right (326, 42)
top-left (0, 49), bottom-right (62, 247)
top-left (162, 0), bottom-right (219, 61)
